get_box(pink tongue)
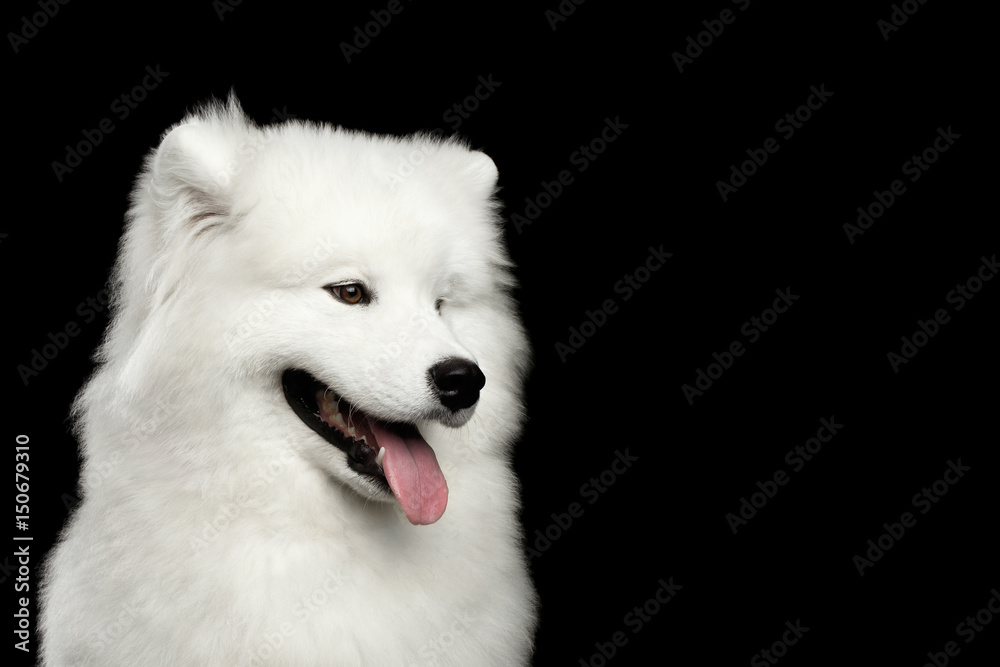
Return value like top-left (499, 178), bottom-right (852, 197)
top-left (369, 422), bottom-right (448, 525)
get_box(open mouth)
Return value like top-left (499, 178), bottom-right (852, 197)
top-left (281, 369), bottom-right (448, 525)
top-left (282, 369), bottom-right (392, 485)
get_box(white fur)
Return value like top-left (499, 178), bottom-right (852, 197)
top-left (40, 96), bottom-right (537, 665)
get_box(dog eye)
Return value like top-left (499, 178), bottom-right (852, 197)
top-left (327, 283), bottom-right (369, 305)
top-left (435, 298), bottom-right (444, 313)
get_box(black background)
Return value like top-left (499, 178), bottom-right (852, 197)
top-left (6, 1), bottom-right (997, 665)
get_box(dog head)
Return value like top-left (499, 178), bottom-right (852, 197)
top-left (108, 95), bottom-right (528, 524)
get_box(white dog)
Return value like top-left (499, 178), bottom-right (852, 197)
top-left (40, 97), bottom-right (537, 665)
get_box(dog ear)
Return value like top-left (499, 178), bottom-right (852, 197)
top-left (147, 96), bottom-right (260, 228)
top-left (464, 150), bottom-right (499, 200)
top-left (113, 97), bottom-right (262, 329)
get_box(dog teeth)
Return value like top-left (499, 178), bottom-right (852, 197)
top-left (376, 447), bottom-right (385, 466)
top-left (316, 389), bottom-right (374, 451)
top-left (318, 391), bottom-right (339, 413)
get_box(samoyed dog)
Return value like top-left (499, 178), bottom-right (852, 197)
top-left (40, 97), bottom-right (537, 665)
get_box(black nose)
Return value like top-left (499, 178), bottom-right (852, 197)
top-left (429, 358), bottom-right (486, 412)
